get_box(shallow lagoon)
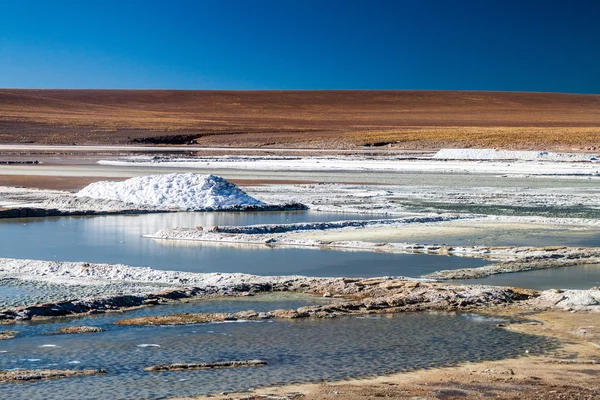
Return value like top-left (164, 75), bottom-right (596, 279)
top-left (0, 305), bottom-right (553, 400)
top-left (0, 211), bottom-right (486, 277)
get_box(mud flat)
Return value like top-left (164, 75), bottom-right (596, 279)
top-left (0, 369), bottom-right (107, 383)
top-left (145, 360), bottom-right (268, 372)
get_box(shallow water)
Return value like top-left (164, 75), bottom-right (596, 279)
top-left (457, 264), bottom-right (600, 290)
top-left (0, 211), bottom-right (486, 276)
top-left (409, 201), bottom-right (600, 221)
top-left (350, 223), bottom-right (600, 248)
top-left (4, 293), bottom-right (340, 336)
top-left (0, 309), bottom-right (553, 400)
top-left (0, 278), bottom-right (179, 309)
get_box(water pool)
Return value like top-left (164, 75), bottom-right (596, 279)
top-left (0, 211), bottom-right (487, 277)
top-left (0, 310), bottom-right (553, 400)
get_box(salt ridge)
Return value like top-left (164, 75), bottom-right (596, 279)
top-left (434, 148), bottom-right (599, 161)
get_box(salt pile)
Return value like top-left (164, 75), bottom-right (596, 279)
top-left (434, 148), bottom-right (599, 162)
top-left (76, 173), bottom-right (265, 210)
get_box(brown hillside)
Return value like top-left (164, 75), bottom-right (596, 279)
top-left (0, 90), bottom-right (599, 149)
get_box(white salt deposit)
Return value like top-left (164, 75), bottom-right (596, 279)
top-left (533, 289), bottom-right (600, 312)
top-left (76, 173), bottom-right (265, 210)
top-left (434, 148), bottom-right (599, 161)
top-left (98, 153), bottom-right (600, 176)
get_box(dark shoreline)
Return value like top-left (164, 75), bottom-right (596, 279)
top-left (0, 202), bottom-right (307, 219)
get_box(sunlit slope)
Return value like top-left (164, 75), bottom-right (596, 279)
top-left (0, 90), bottom-right (599, 149)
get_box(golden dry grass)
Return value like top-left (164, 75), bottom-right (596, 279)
top-left (0, 89), bottom-right (599, 149)
top-left (346, 126), bottom-right (600, 150)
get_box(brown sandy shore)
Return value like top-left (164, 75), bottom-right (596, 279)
top-left (175, 310), bottom-right (600, 400)
top-left (1, 90), bottom-right (599, 150)
top-left (0, 174), bottom-right (319, 191)
top-left (0, 369), bottom-right (107, 383)
top-left (0, 175), bottom-right (123, 191)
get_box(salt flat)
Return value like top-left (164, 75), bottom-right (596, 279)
top-left (2, 148), bottom-right (600, 400)
top-left (98, 153), bottom-right (600, 176)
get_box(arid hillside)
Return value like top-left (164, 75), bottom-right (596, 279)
top-left (0, 89), bottom-right (599, 150)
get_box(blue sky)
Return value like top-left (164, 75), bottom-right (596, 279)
top-left (0, 0), bottom-right (598, 92)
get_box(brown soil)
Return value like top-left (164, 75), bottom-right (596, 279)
top-left (177, 310), bottom-right (600, 400)
top-left (1, 90), bottom-right (599, 150)
top-left (0, 175), bottom-right (320, 191)
top-left (0, 175), bottom-right (123, 191)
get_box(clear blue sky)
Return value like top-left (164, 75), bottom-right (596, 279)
top-left (0, 0), bottom-right (598, 93)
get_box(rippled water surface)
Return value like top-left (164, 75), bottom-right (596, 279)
top-left (457, 264), bottom-right (600, 290)
top-left (0, 211), bottom-right (486, 276)
top-left (0, 309), bottom-right (553, 400)
top-left (5, 293), bottom-right (340, 336)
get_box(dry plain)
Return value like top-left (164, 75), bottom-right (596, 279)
top-left (0, 90), bottom-right (599, 150)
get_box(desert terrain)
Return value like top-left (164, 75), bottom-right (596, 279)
top-left (0, 90), bottom-right (599, 150)
top-left (1, 91), bottom-right (599, 400)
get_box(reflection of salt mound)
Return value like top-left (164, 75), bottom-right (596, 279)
top-left (434, 148), bottom-right (598, 162)
top-left (76, 173), bottom-right (265, 210)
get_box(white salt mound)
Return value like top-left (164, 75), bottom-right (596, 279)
top-left (434, 148), bottom-right (599, 162)
top-left (76, 173), bottom-right (265, 210)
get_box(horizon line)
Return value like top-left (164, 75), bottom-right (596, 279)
top-left (1, 88), bottom-right (599, 96)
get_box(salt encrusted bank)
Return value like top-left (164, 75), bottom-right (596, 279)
top-left (0, 174), bottom-right (306, 216)
top-left (433, 148), bottom-right (600, 161)
top-left (0, 257), bottom-right (599, 322)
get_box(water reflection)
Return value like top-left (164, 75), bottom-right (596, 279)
top-left (0, 212), bottom-right (487, 276)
